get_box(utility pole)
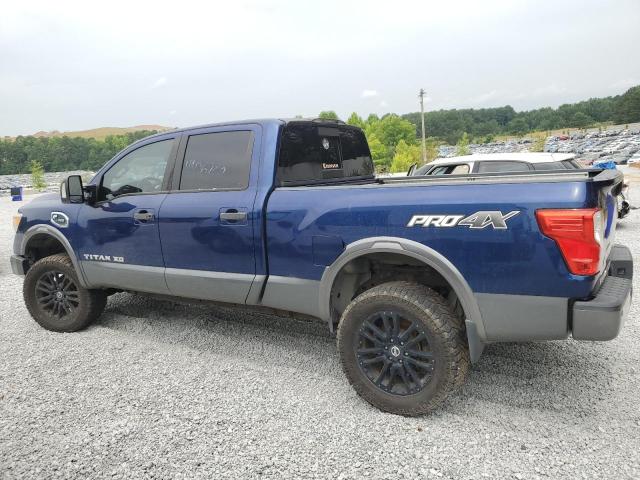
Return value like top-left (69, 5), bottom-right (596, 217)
top-left (418, 88), bottom-right (427, 164)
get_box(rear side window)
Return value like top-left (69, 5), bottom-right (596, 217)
top-left (477, 161), bottom-right (530, 173)
top-left (180, 131), bottom-right (254, 191)
top-left (277, 123), bottom-right (374, 185)
top-left (533, 162), bottom-right (565, 171)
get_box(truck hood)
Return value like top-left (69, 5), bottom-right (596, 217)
top-left (28, 192), bottom-right (59, 203)
top-left (17, 192), bottom-right (62, 214)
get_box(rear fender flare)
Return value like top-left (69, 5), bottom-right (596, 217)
top-left (319, 236), bottom-right (486, 362)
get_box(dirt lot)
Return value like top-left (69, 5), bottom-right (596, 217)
top-left (1, 186), bottom-right (639, 479)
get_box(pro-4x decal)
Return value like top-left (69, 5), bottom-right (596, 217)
top-left (407, 211), bottom-right (520, 230)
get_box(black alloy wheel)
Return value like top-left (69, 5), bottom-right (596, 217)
top-left (34, 270), bottom-right (80, 319)
top-left (337, 281), bottom-right (470, 416)
top-left (355, 311), bottom-right (435, 396)
top-left (23, 254), bottom-right (107, 332)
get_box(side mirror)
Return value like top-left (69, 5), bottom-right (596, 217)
top-left (61, 175), bottom-right (84, 204)
top-left (84, 184), bottom-right (97, 205)
top-left (407, 163), bottom-right (417, 176)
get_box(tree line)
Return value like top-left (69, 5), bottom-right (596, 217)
top-left (1, 86), bottom-right (638, 176)
top-left (323, 84), bottom-right (640, 172)
top-left (402, 85), bottom-right (640, 144)
top-left (0, 131), bottom-right (158, 176)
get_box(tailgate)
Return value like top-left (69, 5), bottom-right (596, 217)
top-left (591, 169), bottom-right (625, 281)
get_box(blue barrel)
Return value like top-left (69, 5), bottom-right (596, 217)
top-left (10, 186), bottom-right (23, 201)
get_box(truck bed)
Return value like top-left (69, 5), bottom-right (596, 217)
top-left (380, 168), bottom-right (620, 187)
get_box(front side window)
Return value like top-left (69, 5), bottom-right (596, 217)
top-left (179, 131), bottom-right (254, 191)
top-left (100, 139), bottom-right (174, 200)
top-left (477, 161), bottom-right (530, 173)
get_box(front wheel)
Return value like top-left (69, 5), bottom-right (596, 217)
top-left (337, 281), bottom-right (470, 416)
top-left (23, 254), bottom-right (107, 332)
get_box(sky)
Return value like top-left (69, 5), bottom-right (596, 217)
top-left (1, 0), bottom-right (639, 136)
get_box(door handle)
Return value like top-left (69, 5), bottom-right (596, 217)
top-left (134, 210), bottom-right (155, 222)
top-left (220, 211), bottom-right (247, 221)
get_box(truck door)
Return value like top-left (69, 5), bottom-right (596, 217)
top-left (158, 125), bottom-right (261, 304)
top-left (76, 135), bottom-right (179, 293)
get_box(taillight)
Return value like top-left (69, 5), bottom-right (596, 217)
top-left (536, 208), bottom-right (602, 276)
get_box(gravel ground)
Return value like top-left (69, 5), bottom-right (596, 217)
top-left (0, 171), bottom-right (93, 194)
top-left (1, 187), bottom-right (639, 480)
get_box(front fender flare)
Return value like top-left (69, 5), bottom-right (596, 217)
top-left (19, 224), bottom-right (88, 288)
top-left (319, 236), bottom-right (486, 362)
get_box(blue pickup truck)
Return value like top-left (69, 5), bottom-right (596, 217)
top-left (10, 119), bottom-right (633, 415)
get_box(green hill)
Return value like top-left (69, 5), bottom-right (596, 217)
top-left (27, 125), bottom-right (172, 140)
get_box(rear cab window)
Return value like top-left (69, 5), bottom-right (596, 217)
top-left (277, 122), bottom-right (374, 186)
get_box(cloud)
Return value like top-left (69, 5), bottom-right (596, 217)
top-left (609, 79), bottom-right (638, 91)
top-left (532, 84), bottom-right (567, 97)
top-left (2, 0), bottom-right (638, 136)
top-left (505, 84), bottom-right (567, 103)
top-left (470, 90), bottom-right (498, 104)
top-left (379, 100), bottom-right (388, 107)
top-left (151, 77), bottom-right (167, 89)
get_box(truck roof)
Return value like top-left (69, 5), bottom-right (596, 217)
top-left (146, 118), bottom-right (349, 139)
top-left (429, 152), bottom-right (576, 165)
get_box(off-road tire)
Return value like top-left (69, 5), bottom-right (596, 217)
top-left (337, 281), bottom-right (470, 416)
top-left (23, 254), bottom-right (107, 332)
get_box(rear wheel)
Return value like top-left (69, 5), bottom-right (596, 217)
top-left (23, 254), bottom-right (107, 332)
top-left (337, 281), bottom-right (469, 416)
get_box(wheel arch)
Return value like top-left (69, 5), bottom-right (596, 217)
top-left (19, 224), bottom-right (88, 288)
top-left (319, 237), bottom-right (486, 362)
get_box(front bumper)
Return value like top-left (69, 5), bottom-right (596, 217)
top-left (10, 255), bottom-right (28, 276)
top-left (572, 244), bottom-right (633, 341)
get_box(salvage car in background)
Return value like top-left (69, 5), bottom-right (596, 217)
top-left (409, 153), bottom-right (630, 218)
top-left (410, 153), bottom-right (582, 176)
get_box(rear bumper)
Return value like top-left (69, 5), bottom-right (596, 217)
top-left (572, 244), bottom-right (633, 341)
top-left (10, 254), bottom-right (28, 276)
